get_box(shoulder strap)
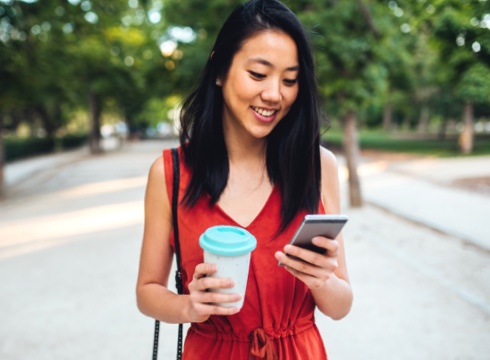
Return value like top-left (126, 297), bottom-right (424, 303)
top-left (152, 148), bottom-right (183, 360)
top-left (171, 147), bottom-right (184, 359)
top-left (171, 148), bottom-right (183, 293)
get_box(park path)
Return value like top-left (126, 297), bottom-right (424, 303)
top-left (0, 139), bottom-right (489, 359)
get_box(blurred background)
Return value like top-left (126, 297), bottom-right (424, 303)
top-left (0, 0), bottom-right (489, 359)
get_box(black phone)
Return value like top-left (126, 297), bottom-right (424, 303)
top-left (280, 214), bottom-right (348, 264)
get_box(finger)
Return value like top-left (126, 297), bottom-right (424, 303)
top-left (190, 288), bottom-right (241, 305)
top-left (282, 244), bottom-right (329, 268)
top-left (206, 291), bottom-right (242, 305)
top-left (193, 263), bottom-right (217, 280)
top-left (190, 302), bottom-right (241, 322)
top-left (284, 266), bottom-right (332, 290)
top-left (276, 250), bottom-right (337, 279)
top-left (312, 237), bottom-right (339, 256)
top-left (189, 291), bottom-right (243, 321)
top-left (199, 276), bottom-right (235, 292)
top-left (193, 302), bottom-right (241, 317)
top-left (208, 304), bottom-right (241, 316)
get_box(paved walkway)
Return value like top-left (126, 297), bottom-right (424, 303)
top-left (1, 140), bottom-right (489, 360)
top-left (346, 154), bottom-right (490, 252)
top-left (6, 143), bottom-right (490, 252)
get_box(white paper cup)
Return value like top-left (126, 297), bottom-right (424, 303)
top-left (199, 226), bottom-right (257, 309)
top-left (203, 251), bottom-right (252, 308)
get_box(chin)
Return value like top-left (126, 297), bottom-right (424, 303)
top-left (249, 127), bottom-right (275, 139)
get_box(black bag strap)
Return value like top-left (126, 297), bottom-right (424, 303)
top-left (171, 148), bottom-right (183, 295)
top-left (171, 148), bottom-right (184, 359)
top-left (152, 147), bottom-right (183, 360)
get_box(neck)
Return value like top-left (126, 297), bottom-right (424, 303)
top-left (224, 132), bottom-right (267, 166)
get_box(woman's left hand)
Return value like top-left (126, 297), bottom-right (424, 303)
top-left (274, 236), bottom-right (339, 289)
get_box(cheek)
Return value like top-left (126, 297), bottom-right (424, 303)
top-left (227, 78), bottom-right (256, 105)
top-left (284, 87), bottom-right (299, 109)
top-left (239, 78), bottom-right (260, 99)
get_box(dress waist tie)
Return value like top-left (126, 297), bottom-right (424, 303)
top-left (249, 328), bottom-right (277, 360)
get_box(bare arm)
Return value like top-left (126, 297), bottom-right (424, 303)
top-left (274, 147), bottom-right (353, 320)
top-left (136, 156), bottom-right (242, 324)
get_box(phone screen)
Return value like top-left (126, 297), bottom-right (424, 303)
top-left (287, 214), bottom-right (348, 256)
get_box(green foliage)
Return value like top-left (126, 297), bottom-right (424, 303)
top-left (4, 133), bottom-right (88, 163)
top-left (431, 1), bottom-right (490, 96)
top-left (323, 130), bottom-right (490, 157)
top-left (56, 132), bottom-right (89, 150)
top-left (456, 64), bottom-right (490, 104)
top-left (159, 0), bottom-right (240, 94)
top-left (136, 95), bottom-right (181, 128)
top-left (4, 137), bottom-right (55, 162)
top-left (1, 0), bottom-right (489, 155)
top-left (0, 0), bottom-right (170, 135)
top-left (297, 1), bottom-right (411, 119)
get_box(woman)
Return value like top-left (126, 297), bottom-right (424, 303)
top-left (136, 0), bottom-right (353, 359)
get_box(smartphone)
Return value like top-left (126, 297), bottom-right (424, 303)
top-left (280, 214), bottom-right (348, 264)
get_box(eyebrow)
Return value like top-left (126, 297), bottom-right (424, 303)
top-left (247, 57), bottom-right (299, 71)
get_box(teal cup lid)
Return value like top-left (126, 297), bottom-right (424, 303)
top-left (199, 225), bottom-right (257, 256)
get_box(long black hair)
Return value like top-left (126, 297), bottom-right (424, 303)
top-left (179, 0), bottom-right (322, 232)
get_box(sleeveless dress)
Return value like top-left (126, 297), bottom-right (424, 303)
top-left (163, 148), bottom-right (328, 360)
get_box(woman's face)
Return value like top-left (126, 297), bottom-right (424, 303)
top-left (219, 30), bottom-right (299, 141)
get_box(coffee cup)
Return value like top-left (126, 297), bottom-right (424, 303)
top-left (199, 225), bottom-right (257, 308)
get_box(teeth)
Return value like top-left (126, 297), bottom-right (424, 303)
top-left (252, 106), bottom-right (276, 117)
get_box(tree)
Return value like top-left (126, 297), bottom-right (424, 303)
top-left (297, 0), bottom-right (404, 207)
top-left (456, 64), bottom-right (490, 153)
top-left (0, 0), bottom-right (172, 193)
top-left (432, 0), bottom-right (490, 153)
top-left (62, 0), bottom-right (139, 153)
top-left (0, 2), bottom-right (66, 137)
top-left (159, 0), bottom-right (241, 95)
top-left (0, 0), bottom-right (168, 154)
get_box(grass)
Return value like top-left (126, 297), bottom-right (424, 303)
top-left (322, 129), bottom-right (490, 157)
top-left (3, 132), bottom-right (89, 163)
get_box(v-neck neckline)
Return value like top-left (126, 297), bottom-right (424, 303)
top-left (214, 185), bottom-right (278, 229)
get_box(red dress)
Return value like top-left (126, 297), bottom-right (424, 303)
top-left (163, 148), bottom-right (328, 360)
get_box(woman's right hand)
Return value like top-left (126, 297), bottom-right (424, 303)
top-left (186, 263), bottom-right (242, 322)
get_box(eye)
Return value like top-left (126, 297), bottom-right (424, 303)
top-left (248, 71), bottom-right (266, 79)
top-left (283, 78), bottom-right (298, 86)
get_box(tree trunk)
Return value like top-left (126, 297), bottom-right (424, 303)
top-left (459, 101), bottom-right (474, 154)
top-left (0, 114), bottom-right (4, 199)
top-left (11, 109), bottom-right (23, 130)
top-left (88, 91), bottom-right (103, 154)
top-left (357, 0), bottom-right (380, 38)
top-left (402, 114), bottom-right (411, 131)
top-left (417, 105), bottom-right (430, 133)
top-left (35, 105), bottom-right (55, 137)
top-left (24, 108), bottom-right (36, 136)
top-left (342, 110), bottom-right (363, 207)
top-left (438, 118), bottom-right (448, 140)
top-left (382, 102), bottom-right (393, 132)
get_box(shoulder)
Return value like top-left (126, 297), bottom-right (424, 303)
top-left (149, 155), bottom-right (165, 182)
top-left (319, 146), bottom-right (339, 175)
top-left (319, 146), bottom-right (341, 213)
top-left (149, 147), bottom-right (178, 186)
top-left (147, 155), bottom-right (167, 200)
top-left (145, 154), bottom-right (172, 223)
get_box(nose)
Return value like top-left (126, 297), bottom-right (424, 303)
top-left (261, 81), bottom-right (281, 103)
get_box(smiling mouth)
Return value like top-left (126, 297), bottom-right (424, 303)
top-left (251, 106), bottom-right (277, 117)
